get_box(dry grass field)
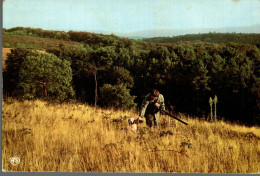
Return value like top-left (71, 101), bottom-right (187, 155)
top-left (2, 99), bottom-right (260, 173)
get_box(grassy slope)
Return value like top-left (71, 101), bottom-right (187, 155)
top-left (2, 33), bottom-right (82, 72)
top-left (3, 34), bottom-right (82, 50)
top-left (2, 99), bottom-right (260, 173)
top-left (2, 48), bottom-right (46, 72)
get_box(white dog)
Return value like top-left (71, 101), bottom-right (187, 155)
top-left (128, 118), bottom-right (143, 131)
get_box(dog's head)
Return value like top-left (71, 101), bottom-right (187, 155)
top-left (128, 118), bottom-right (135, 125)
top-left (128, 117), bottom-right (144, 126)
top-left (128, 118), bottom-right (136, 131)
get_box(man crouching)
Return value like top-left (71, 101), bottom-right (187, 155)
top-left (137, 89), bottom-right (165, 128)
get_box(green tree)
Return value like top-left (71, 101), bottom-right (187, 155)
top-left (87, 47), bottom-right (114, 107)
top-left (99, 84), bottom-right (136, 110)
top-left (3, 48), bottom-right (31, 96)
top-left (208, 54), bottom-right (225, 89)
top-left (114, 47), bottom-right (134, 68)
top-left (104, 66), bottom-right (134, 88)
top-left (47, 44), bottom-right (93, 101)
top-left (18, 52), bottom-right (74, 101)
top-left (192, 58), bottom-right (209, 91)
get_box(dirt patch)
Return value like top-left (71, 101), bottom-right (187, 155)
top-left (2, 48), bottom-right (12, 71)
top-left (2, 48), bottom-right (46, 72)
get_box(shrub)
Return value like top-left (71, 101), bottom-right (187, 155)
top-left (3, 48), bottom-right (31, 96)
top-left (99, 84), bottom-right (136, 110)
top-left (17, 52), bottom-right (75, 101)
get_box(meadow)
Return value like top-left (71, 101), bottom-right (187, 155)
top-left (2, 99), bottom-right (260, 173)
top-left (3, 34), bottom-right (82, 50)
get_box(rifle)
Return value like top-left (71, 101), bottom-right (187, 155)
top-left (161, 109), bottom-right (188, 125)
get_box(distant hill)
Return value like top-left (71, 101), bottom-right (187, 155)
top-left (118, 24), bottom-right (260, 38)
top-left (2, 27), bottom-right (151, 55)
top-left (142, 33), bottom-right (260, 46)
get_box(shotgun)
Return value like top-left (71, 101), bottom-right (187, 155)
top-left (161, 109), bottom-right (188, 125)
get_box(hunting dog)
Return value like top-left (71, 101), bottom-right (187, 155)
top-left (128, 118), bottom-right (143, 131)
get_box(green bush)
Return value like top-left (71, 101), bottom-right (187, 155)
top-left (99, 84), bottom-right (136, 110)
top-left (16, 43), bottom-right (27, 48)
top-left (3, 48), bottom-right (31, 96)
top-left (3, 43), bottom-right (11, 48)
top-left (17, 52), bottom-right (75, 101)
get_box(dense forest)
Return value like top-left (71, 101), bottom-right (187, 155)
top-left (3, 27), bottom-right (260, 126)
top-left (143, 33), bottom-right (260, 46)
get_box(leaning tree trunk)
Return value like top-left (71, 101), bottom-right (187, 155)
top-left (38, 81), bottom-right (48, 97)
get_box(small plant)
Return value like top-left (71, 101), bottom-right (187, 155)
top-left (209, 97), bottom-right (213, 121)
top-left (160, 130), bottom-right (173, 137)
top-left (112, 119), bottom-right (123, 123)
top-left (180, 140), bottom-right (192, 149)
top-left (137, 127), bottom-right (150, 139)
top-left (213, 95), bottom-right (218, 121)
top-left (209, 95), bottom-right (218, 122)
top-left (3, 43), bottom-right (10, 48)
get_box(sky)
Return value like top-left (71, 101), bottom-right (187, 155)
top-left (3, 0), bottom-right (260, 33)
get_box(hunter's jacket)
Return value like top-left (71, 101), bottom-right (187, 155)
top-left (140, 93), bottom-right (166, 121)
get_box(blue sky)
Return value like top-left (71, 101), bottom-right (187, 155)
top-left (3, 0), bottom-right (260, 33)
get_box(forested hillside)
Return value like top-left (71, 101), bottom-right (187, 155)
top-left (143, 33), bottom-right (260, 46)
top-left (3, 27), bottom-right (260, 125)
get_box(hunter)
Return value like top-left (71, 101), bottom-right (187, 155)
top-left (137, 89), bottom-right (165, 128)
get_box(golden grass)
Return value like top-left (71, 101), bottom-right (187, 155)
top-left (2, 99), bottom-right (260, 173)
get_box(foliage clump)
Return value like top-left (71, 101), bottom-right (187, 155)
top-left (4, 49), bottom-right (74, 102)
top-left (99, 84), bottom-right (136, 110)
top-left (3, 27), bottom-right (260, 124)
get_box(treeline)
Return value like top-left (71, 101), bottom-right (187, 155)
top-left (3, 34), bottom-right (81, 50)
top-left (4, 27), bottom-right (70, 40)
top-left (143, 33), bottom-right (260, 46)
top-left (3, 27), bottom-right (139, 50)
top-left (3, 27), bottom-right (260, 125)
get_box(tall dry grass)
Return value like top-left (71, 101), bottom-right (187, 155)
top-left (2, 99), bottom-right (260, 173)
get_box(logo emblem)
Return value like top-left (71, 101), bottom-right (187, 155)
top-left (9, 157), bottom-right (20, 166)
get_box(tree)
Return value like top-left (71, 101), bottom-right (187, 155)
top-left (3, 48), bottom-right (31, 96)
top-left (99, 84), bottom-right (136, 110)
top-left (104, 66), bottom-right (134, 88)
top-left (114, 47), bottom-right (134, 68)
top-left (87, 47), bottom-right (114, 107)
top-left (47, 44), bottom-right (93, 101)
top-left (18, 51), bottom-right (74, 101)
